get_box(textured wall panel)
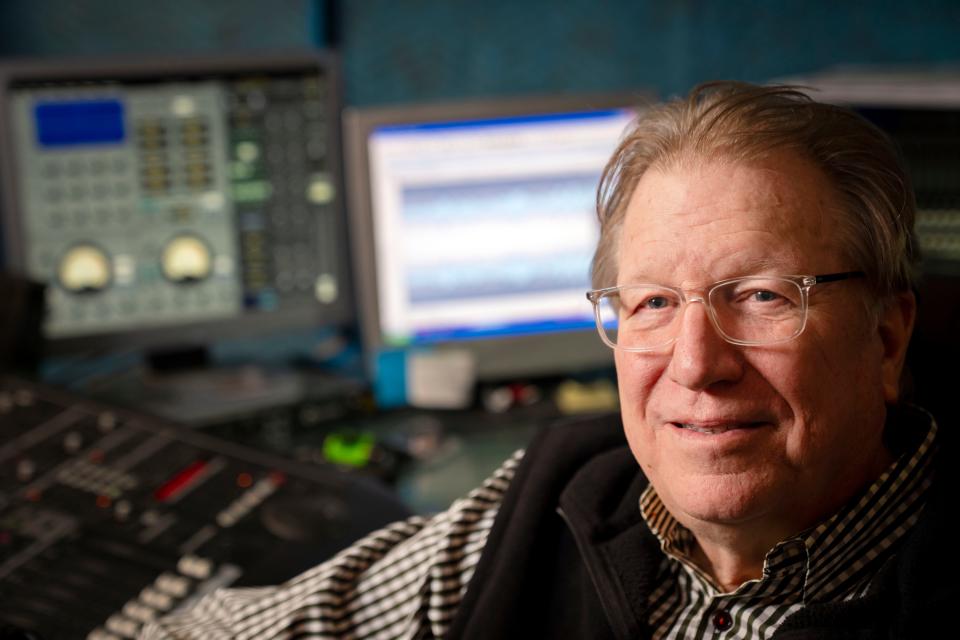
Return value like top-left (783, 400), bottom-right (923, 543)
top-left (340, 0), bottom-right (960, 105)
top-left (0, 0), bottom-right (316, 56)
top-left (2, 1), bottom-right (958, 106)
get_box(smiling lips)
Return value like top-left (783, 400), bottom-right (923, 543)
top-left (672, 421), bottom-right (768, 434)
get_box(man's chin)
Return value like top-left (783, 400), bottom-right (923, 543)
top-left (657, 477), bottom-right (782, 529)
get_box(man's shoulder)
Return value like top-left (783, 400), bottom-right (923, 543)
top-left (519, 412), bottom-right (628, 480)
top-left (444, 414), bottom-right (647, 639)
top-left (511, 412), bottom-right (646, 533)
top-left (479, 412), bottom-right (633, 528)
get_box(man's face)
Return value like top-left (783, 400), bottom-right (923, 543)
top-left (615, 151), bottom-right (905, 540)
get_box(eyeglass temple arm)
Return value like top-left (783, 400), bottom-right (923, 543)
top-left (813, 271), bottom-right (866, 284)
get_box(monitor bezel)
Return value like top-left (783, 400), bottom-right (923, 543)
top-left (0, 50), bottom-right (354, 357)
top-left (344, 92), bottom-right (652, 381)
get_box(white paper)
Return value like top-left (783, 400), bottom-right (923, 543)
top-left (406, 349), bottom-right (477, 409)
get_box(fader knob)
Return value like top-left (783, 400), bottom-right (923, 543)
top-left (16, 458), bottom-right (36, 483)
top-left (63, 430), bottom-right (84, 453)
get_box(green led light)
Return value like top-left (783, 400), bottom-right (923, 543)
top-left (322, 432), bottom-right (375, 468)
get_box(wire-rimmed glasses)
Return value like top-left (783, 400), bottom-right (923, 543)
top-left (585, 272), bottom-right (865, 351)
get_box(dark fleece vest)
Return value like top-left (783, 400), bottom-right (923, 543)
top-left (447, 409), bottom-right (955, 639)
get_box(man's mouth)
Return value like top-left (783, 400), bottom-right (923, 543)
top-left (672, 422), bottom-right (766, 434)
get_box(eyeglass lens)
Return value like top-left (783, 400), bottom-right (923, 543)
top-left (596, 277), bottom-right (806, 349)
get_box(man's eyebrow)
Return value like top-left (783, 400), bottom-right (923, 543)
top-left (619, 257), bottom-right (801, 285)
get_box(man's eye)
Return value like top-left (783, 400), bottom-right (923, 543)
top-left (639, 295), bottom-right (673, 310)
top-left (751, 290), bottom-right (781, 303)
top-left (620, 291), bottom-right (677, 317)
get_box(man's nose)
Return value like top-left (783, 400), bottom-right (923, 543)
top-left (666, 299), bottom-right (744, 390)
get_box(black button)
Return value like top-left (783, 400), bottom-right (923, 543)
top-left (712, 609), bottom-right (733, 632)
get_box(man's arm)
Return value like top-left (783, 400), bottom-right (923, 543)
top-left (139, 451), bottom-right (523, 640)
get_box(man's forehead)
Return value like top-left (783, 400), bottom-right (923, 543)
top-left (617, 154), bottom-right (848, 281)
top-left (637, 153), bottom-right (831, 207)
top-left (629, 152), bottom-right (842, 229)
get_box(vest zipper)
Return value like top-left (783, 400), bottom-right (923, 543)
top-left (557, 506), bottom-right (640, 640)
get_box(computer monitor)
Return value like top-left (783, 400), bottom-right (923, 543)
top-left (344, 94), bottom-right (648, 380)
top-left (0, 51), bottom-right (352, 357)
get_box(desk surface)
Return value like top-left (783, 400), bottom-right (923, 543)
top-left (80, 366), bottom-right (612, 515)
top-left (390, 413), bottom-right (540, 513)
top-left (203, 400), bottom-right (552, 514)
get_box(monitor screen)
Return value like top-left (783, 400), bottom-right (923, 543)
top-left (0, 52), bottom-right (351, 355)
top-left (345, 95), bottom-right (647, 380)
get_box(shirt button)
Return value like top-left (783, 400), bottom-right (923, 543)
top-left (712, 609), bottom-right (733, 632)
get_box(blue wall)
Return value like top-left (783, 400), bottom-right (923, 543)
top-left (0, 0), bottom-right (317, 57)
top-left (1, 1), bottom-right (958, 105)
top-left (341, 1), bottom-right (960, 104)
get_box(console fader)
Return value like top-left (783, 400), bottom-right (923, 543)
top-left (0, 377), bottom-right (410, 639)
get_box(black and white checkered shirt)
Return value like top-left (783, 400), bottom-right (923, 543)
top-left (141, 416), bottom-right (935, 640)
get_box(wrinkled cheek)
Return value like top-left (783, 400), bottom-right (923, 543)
top-left (615, 355), bottom-right (661, 473)
top-left (615, 354), bottom-right (661, 418)
top-left (616, 386), bottom-right (645, 454)
top-left (622, 419), bottom-right (659, 481)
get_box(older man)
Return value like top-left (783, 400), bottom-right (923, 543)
top-left (143, 82), bottom-right (946, 639)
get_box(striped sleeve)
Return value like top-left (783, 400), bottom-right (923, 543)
top-left (139, 450), bottom-right (524, 640)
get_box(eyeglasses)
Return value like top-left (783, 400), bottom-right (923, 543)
top-left (585, 271), bottom-right (865, 351)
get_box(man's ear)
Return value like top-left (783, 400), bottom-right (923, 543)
top-left (878, 290), bottom-right (917, 404)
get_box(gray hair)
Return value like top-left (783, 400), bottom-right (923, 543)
top-left (592, 81), bottom-right (919, 302)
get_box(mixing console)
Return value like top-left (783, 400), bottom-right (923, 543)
top-left (0, 377), bottom-right (410, 639)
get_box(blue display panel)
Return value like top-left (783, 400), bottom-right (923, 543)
top-left (35, 100), bottom-right (126, 147)
top-left (0, 54), bottom-right (348, 351)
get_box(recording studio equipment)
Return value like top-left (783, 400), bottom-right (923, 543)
top-left (0, 376), bottom-right (410, 639)
top-left (0, 52), bottom-right (351, 357)
top-left (782, 68), bottom-right (960, 276)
